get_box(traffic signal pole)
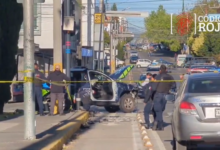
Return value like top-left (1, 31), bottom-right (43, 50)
top-left (23, 0), bottom-right (36, 140)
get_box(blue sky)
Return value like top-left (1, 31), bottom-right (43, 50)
top-left (105, 0), bottom-right (198, 34)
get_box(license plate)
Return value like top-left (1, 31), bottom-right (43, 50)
top-left (215, 109), bottom-right (220, 117)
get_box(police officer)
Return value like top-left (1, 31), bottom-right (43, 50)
top-left (152, 65), bottom-right (176, 130)
top-left (34, 63), bottom-right (46, 116)
top-left (143, 74), bottom-right (157, 129)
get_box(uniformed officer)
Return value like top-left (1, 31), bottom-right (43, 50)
top-left (143, 74), bottom-right (157, 129)
top-left (152, 65), bottom-right (176, 130)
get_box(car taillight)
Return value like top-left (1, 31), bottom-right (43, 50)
top-left (179, 101), bottom-right (197, 115)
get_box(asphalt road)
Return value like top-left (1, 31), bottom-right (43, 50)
top-left (134, 50), bottom-right (220, 150)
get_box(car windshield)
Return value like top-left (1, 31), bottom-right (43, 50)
top-left (131, 57), bottom-right (138, 60)
top-left (191, 65), bottom-right (216, 69)
top-left (147, 67), bottom-right (160, 71)
top-left (188, 78), bottom-right (220, 93)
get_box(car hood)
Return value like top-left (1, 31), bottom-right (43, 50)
top-left (109, 65), bottom-right (134, 80)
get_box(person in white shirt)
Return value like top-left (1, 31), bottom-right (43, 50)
top-left (141, 73), bottom-right (152, 86)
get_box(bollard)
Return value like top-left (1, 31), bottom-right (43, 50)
top-left (76, 97), bottom-right (81, 110)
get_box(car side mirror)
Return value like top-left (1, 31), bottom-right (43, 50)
top-left (165, 94), bottom-right (175, 102)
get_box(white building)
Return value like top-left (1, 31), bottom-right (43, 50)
top-left (17, 0), bottom-right (54, 79)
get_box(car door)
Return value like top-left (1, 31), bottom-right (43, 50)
top-left (144, 59), bottom-right (151, 67)
top-left (88, 70), bottom-right (118, 101)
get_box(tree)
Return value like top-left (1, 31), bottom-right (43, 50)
top-left (0, 0), bottom-right (23, 114)
top-left (116, 41), bottom-right (125, 60)
top-left (186, 0), bottom-right (220, 63)
top-left (144, 5), bottom-right (181, 52)
top-left (111, 3), bottom-right (117, 11)
top-left (104, 30), bottom-right (110, 46)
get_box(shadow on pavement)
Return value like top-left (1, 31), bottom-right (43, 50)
top-left (20, 111), bottom-right (86, 150)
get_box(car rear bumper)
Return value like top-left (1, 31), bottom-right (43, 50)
top-left (175, 115), bottom-right (220, 142)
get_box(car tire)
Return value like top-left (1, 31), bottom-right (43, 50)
top-left (173, 138), bottom-right (189, 150)
top-left (104, 106), bottom-right (120, 113)
top-left (119, 94), bottom-right (136, 113)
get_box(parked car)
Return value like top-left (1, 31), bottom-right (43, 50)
top-left (171, 72), bottom-right (220, 149)
top-left (152, 59), bottom-right (174, 68)
top-left (136, 59), bottom-right (151, 68)
top-left (130, 56), bottom-right (139, 64)
top-left (187, 65), bottom-right (217, 73)
top-left (76, 66), bottom-right (139, 113)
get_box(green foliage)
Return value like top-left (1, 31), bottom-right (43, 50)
top-left (0, 0), bottom-right (23, 113)
top-left (104, 31), bottom-right (110, 46)
top-left (126, 37), bottom-right (133, 43)
top-left (144, 5), bottom-right (181, 52)
top-left (116, 41), bottom-right (126, 60)
top-left (111, 3), bottom-right (117, 11)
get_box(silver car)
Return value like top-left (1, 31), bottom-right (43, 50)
top-left (171, 72), bottom-right (220, 150)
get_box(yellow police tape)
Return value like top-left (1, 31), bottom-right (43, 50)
top-left (0, 78), bottom-right (183, 84)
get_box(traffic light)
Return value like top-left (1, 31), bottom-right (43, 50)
top-left (17, 0), bottom-right (45, 3)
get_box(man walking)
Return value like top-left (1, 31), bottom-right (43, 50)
top-left (152, 65), bottom-right (176, 130)
top-left (143, 74), bottom-right (157, 129)
top-left (47, 65), bottom-right (70, 116)
top-left (34, 63), bottom-right (46, 116)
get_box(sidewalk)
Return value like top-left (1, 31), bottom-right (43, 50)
top-left (67, 112), bottom-right (145, 150)
top-left (0, 110), bottom-right (89, 150)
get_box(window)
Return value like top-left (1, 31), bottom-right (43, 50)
top-left (138, 59), bottom-right (143, 62)
top-left (178, 57), bottom-right (185, 61)
top-left (188, 78), bottom-right (220, 93)
top-left (20, 3), bottom-right (41, 35)
top-left (89, 71), bottom-right (111, 82)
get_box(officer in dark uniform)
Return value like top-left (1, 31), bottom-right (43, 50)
top-left (152, 65), bottom-right (176, 130)
top-left (143, 74), bottom-right (157, 129)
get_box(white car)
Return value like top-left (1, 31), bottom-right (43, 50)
top-left (136, 59), bottom-right (151, 68)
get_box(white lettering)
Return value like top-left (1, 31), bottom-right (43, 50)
top-left (206, 23), bottom-right (214, 32)
top-left (218, 17), bottom-right (220, 22)
top-left (204, 16), bottom-right (209, 22)
top-left (198, 23), bottom-right (206, 32)
top-left (198, 16), bottom-right (203, 22)
top-left (209, 16), bottom-right (215, 22)
top-left (215, 23), bottom-right (220, 32)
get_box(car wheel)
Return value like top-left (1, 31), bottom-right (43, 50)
top-left (104, 106), bottom-right (120, 113)
top-left (119, 94), bottom-right (136, 113)
top-left (173, 138), bottom-right (189, 150)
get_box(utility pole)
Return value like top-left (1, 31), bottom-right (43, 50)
top-left (53, 0), bottom-right (62, 67)
top-left (64, 0), bottom-right (71, 78)
top-left (97, 0), bottom-right (103, 70)
top-left (23, 0), bottom-right (36, 140)
top-left (110, 22), bottom-right (114, 74)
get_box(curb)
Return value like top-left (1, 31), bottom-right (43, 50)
top-left (136, 113), bottom-right (154, 150)
top-left (42, 111), bottom-right (89, 150)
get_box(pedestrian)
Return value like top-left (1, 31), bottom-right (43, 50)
top-left (151, 65), bottom-right (176, 130)
top-left (143, 74), bottom-right (157, 129)
top-left (47, 65), bottom-right (70, 116)
top-left (141, 73), bottom-right (152, 86)
top-left (34, 63), bottom-right (46, 116)
top-left (180, 74), bottom-right (184, 80)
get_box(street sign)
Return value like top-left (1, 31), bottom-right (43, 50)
top-left (94, 13), bottom-right (104, 24)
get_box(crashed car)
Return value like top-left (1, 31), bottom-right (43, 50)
top-left (72, 66), bottom-right (138, 113)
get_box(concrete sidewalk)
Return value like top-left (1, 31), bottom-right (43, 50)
top-left (0, 111), bottom-right (89, 150)
top-left (67, 112), bottom-right (145, 150)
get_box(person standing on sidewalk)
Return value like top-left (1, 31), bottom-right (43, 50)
top-left (47, 65), bottom-right (70, 116)
top-left (34, 63), bottom-right (46, 116)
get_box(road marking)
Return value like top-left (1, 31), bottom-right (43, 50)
top-left (149, 117), bottom-right (167, 150)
